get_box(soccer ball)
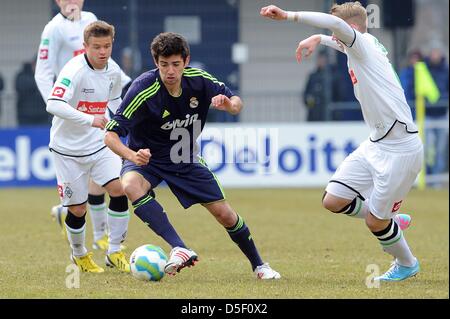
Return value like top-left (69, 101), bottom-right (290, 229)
top-left (130, 244), bottom-right (168, 281)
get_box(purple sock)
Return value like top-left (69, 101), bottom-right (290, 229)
top-left (132, 194), bottom-right (185, 249)
top-left (227, 215), bottom-right (263, 270)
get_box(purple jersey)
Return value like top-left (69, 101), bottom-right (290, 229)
top-left (106, 67), bottom-right (234, 161)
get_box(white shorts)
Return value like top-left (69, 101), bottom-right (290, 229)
top-left (52, 147), bottom-right (122, 206)
top-left (325, 135), bottom-right (423, 220)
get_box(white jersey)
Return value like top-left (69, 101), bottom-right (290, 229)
top-left (35, 11), bottom-right (131, 101)
top-left (48, 54), bottom-right (122, 156)
top-left (343, 31), bottom-right (418, 142)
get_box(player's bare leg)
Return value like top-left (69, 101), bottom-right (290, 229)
top-left (323, 193), bottom-right (418, 281)
top-left (322, 192), bottom-right (412, 230)
top-left (203, 201), bottom-right (280, 279)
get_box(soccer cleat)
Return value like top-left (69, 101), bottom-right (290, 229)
top-left (71, 252), bottom-right (105, 273)
top-left (105, 251), bottom-right (130, 273)
top-left (164, 247), bottom-right (198, 275)
top-left (394, 214), bottom-right (412, 231)
top-left (92, 235), bottom-right (109, 250)
top-left (254, 263), bottom-right (281, 280)
top-left (92, 234), bottom-right (127, 251)
top-left (375, 260), bottom-right (420, 282)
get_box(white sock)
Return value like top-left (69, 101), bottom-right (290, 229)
top-left (107, 209), bottom-right (129, 254)
top-left (88, 203), bottom-right (107, 242)
top-left (373, 220), bottom-right (416, 267)
top-left (65, 222), bottom-right (88, 257)
top-left (385, 236), bottom-right (417, 267)
top-left (343, 197), bottom-right (369, 219)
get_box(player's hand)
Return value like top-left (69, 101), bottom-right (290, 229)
top-left (211, 94), bottom-right (231, 111)
top-left (133, 148), bottom-right (151, 166)
top-left (296, 35), bottom-right (321, 63)
top-left (92, 115), bottom-right (108, 129)
top-left (260, 5), bottom-right (287, 20)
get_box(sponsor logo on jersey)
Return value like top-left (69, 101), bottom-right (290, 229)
top-left (76, 101), bottom-right (108, 115)
top-left (61, 78), bottom-right (71, 87)
top-left (73, 48), bottom-right (85, 57)
top-left (189, 97), bottom-right (199, 108)
top-left (392, 200), bottom-right (403, 213)
top-left (52, 87), bottom-right (66, 98)
top-left (41, 38), bottom-right (49, 45)
top-left (39, 49), bottom-right (48, 60)
top-left (81, 88), bottom-right (95, 94)
top-left (161, 113), bottom-right (199, 130)
top-left (349, 69), bottom-right (358, 85)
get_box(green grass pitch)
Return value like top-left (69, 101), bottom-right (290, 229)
top-left (0, 187), bottom-right (448, 298)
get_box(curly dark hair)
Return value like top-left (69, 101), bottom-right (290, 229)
top-left (150, 32), bottom-right (190, 63)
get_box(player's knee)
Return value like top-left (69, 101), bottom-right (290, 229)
top-left (322, 192), bottom-right (351, 213)
top-left (121, 173), bottom-right (148, 199)
top-left (322, 195), bottom-right (340, 213)
top-left (88, 180), bottom-right (104, 195)
top-left (365, 213), bottom-right (390, 232)
top-left (121, 182), bottom-right (140, 199)
top-left (105, 179), bottom-right (125, 197)
top-left (68, 204), bottom-right (87, 217)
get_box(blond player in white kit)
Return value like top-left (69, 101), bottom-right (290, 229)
top-left (261, 2), bottom-right (423, 282)
top-left (46, 21), bottom-right (130, 273)
top-left (35, 0), bottom-right (131, 251)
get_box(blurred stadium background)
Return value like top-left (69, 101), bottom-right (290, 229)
top-left (0, 0), bottom-right (448, 299)
top-left (0, 0), bottom-right (448, 188)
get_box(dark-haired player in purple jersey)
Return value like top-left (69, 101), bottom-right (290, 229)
top-left (105, 32), bottom-right (280, 279)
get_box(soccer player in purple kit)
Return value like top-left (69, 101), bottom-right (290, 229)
top-left (105, 32), bottom-right (281, 279)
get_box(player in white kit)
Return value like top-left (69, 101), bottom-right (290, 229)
top-left (46, 21), bottom-right (130, 273)
top-left (261, 2), bottom-right (423, 282)
top-left (35, 0), bottom-right (131, 251)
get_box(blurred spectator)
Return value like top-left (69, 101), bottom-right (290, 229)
top-left (303, 50), bottom-right (339, 121)
top-left (425, 46), bottom-right (449, 100)
top-left (15, 58), bottom-right (49, 125)
top-left (121, 46), bottom-right (143, 80)
top-left (424, 44), bottom-right (449, 179)
top-left (399, 49), bottom-right (423, 101)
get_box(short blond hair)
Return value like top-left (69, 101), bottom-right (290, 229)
top-left (330, 1), bottom-right (367, 32)
top-left (84, 21), bottom-right (115, 43)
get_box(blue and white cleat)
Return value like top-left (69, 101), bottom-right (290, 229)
top-left (375, 260), bottom-right (420, 282)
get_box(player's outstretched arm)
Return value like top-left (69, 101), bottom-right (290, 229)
top-left (296, 35), bottom-right (321, 63)
top-left (105, 131), bottom-right (151, 166)
top-left (296, 34), bottom-right (344, 63)
top-left (211, 95), bottom-right (242, 115)
top-left (260, 4), bottom-right (354, 45)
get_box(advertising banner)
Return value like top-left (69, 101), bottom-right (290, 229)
top-left (0, 123), bottom-right (369, 188)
